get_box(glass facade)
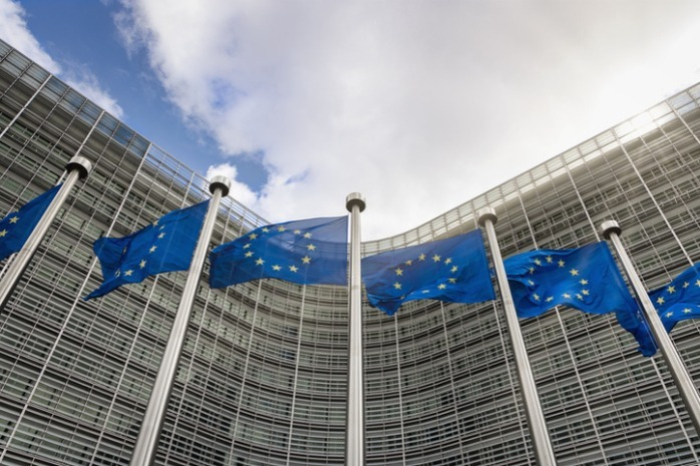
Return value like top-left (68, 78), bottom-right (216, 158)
top-left (1, 38), bottom-right (700, 466)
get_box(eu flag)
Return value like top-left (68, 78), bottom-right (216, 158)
top-left (85, 201), bottom-right (209, 300)
top-left (0, 185), bottom-right (61, 262)
top-left (361, 230), bottom-right (495, 316)
top-left (209, 216), bottom-right (348, 288)
top-left (505, 242), bottom-right (656, 356)
top-left (649, 263), bottom-right (700, 333)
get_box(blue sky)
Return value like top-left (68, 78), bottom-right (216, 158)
top-left (3, 0), bottom-right (700, 239)
top-left (9, 0), bottom-right (269, 191)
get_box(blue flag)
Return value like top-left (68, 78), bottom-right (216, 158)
top-left (85, 201), bottom-right (209, 300)
top-left (0, 185), bottom-right (61, 262)
top-left (362, 230), bottom-right (495, 316)
top-left (209, 216), bottom-right (348, 288)
top-left (649, 263), bottom-right (700, 333)
top-left (505, 242), bottom-right (656, 356)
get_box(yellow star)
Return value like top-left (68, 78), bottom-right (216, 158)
top-left (451, 266), bottom-right (458, 273)
top-left (289, 265), bottom-right (299, 272)
top-left (667, 285), bottom-right (676, 294)
top-left (432, 254), bottom-right (441, 262)
top-left (656, 296), bottom-right (665, 305)
top-left (419, 254), bottom-right (426, 261)
top-left (438, 284), bottom-right (447, 290)
top-left (114, 270), bottom-right (121, 277)
top-left (277, 226), bottom-right (286, 232)
top-left (0, 229), bottom-right (6, 237)
top-left (302, 256), bottom-right (311, 264)
top-left (304, 232), bottom-right (312, 239)
top-left (395, 268), bottom-right (403, 276)
top-left (527, 279), bottom-right (535, 286)
top-left (245, 251), bottom-right (254, 258)
top-left (405, 260), bottom-right (413, 266)
top-left (696, 279), bottom-right (700, 287)
top-left (139, 260), bottom-right (147, 269)
top-left (576, 293), bottom-right (583, 300)
top-left (666, 311), bottom-right (673, 318)
top-left (9, 216), bottom-right (19, 224)
top-left (294, 229), bottom-right (301, 235)
top-left (569, 268), bottom-right (579, 276)
top-left (582, 289), bottom-right (589, 295)
top-left (683, 282), bottom-right (690, 289)
top-left (528, 267), bottom-right (535, 274)
top-left (533, 293), bottom-right (540, 301)
top-left (272, 265), bottom-right (282, 271)
top-left (558, 260), bottom-right (565, 267)
top-left (249, 233), bottom-right (258, 240)
top-left (444, 258), bottom-right (452, 265)
top-left (149, 246), bottom-right (157, 253)
top-left (256, 258), bottom-right (264, 265)
top-left (579, 279), bottom-right (588, 285)
top-left (307, 244), bottom-right (316, 251)
top-left (393, 282), bottom-right (402, 290)
top-left (684, 308), bottom-right (693, 314)
top-left (546, 296), bottom-right (553, 302)
top-left (243, 243), bottom-right (251, 249)
top-left (448, 278), bottom-right (457, 284)
top-left (262, 227), bottom-right (269, 233)
top-left (153, 219), bottom-right (159, 226)
top-left (563, 293), bottom-right (571, 299)
top-left (534, 259), bottom-right (541, 266)
top-left (546, 256), bottom-right (553, 263)
top-left (158, 232), bottom-right (166, 239)
top-left (124, 270), bottom-right (134, 276)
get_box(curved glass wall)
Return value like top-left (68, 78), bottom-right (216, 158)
top-left (1, 38), bottom-right (700, 466)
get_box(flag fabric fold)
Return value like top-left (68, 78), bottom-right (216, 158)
top-left (649, 263), bottom-right (700, 333)
top-left (362, 230), bottom-right (495, 316)
top-left (0, 185), bottom-right (61, 262)
top-left (209, 216), bottom-right (348, 288)
top-left (504, 242), bottom-right (656, 356)
top-left (85, 200), bottom-right (209, 300)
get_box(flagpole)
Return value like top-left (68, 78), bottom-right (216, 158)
top-left (601, 220), bottom-right (700, 436)
top-left (0, 155), bottom-right (91, 310)
top-left (345, 192), bottom-right (365, 466)
top-left (130, 176), bottom-right (230, 466)
top-left (477, 207), bottom-right (557, 466)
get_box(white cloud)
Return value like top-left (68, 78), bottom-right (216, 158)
top-left (0, 0), bottom-right (124, 119)
top-left (205, 163), bottom-right (259, 208)
top-left (0, 0), bottom-right (60, 73)
top-left (116, 0), bottom-right (700, 239)
top-left (63, 68), bottom-right (125, 119)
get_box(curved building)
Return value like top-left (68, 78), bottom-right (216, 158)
top-left (1, 38), bottom-right (700, 466)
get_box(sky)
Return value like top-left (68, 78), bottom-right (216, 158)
top-left (2, 0), bottom-right (700, 240)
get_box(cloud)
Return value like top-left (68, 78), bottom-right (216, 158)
top-left (205, 163), bottom-right (259, 209)
top-left (63, 67), bottom-right (125, 119)
top-left (0, 0), bottom-right (124, 119)
top-left (116, 0), bottom-right (700, 239)
top-left (0, 0), bottom-right (60, 73)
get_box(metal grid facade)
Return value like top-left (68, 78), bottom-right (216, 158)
top-left (1, 38), bottom-right (700, 466)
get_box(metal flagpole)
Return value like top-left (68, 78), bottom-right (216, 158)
top-left (477, 208), bottom-right (557, 466)
top-left (345, 192), bottom-right (366, 466)
top-left (601, 220), bottom-right (700, 436)
top-left (0, 155), bottom-right (92, 310)
top-left (130, 176), bottom-right (230, 466)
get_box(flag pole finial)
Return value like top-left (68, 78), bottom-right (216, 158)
top-left (477, 207), bottom-right (497, 227)
top-left (346, 192), bottom-right (366, 213)
top-left (209, 175), bottom-right (231, 197)
top-left (600, 220), bottom-right (621, 239)
top-left (66, 156), bottom-right (92, 180)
